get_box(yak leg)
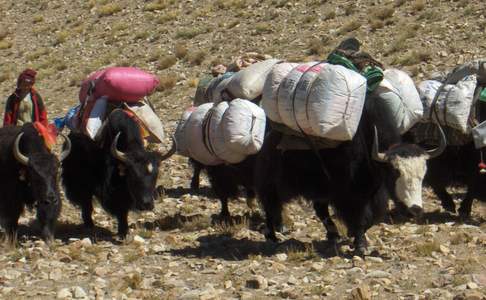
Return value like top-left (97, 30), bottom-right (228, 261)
top-left (116, 210), bottom-right (129, 240)
top-left (245, 189), bottom-right (257, 212)
top-left (261, 187), bottom-right (282, 242)
top-left (431, 184), bottom-right (456, 213)
top-left (313, 201), bottom-right (339, 242)
top-left (219, 197), bottom-right (232, 223)
top-left (458, 184), bottom-right (476, 219)
top-left (352, 228), bottom-right (368, 257)
top-left (190, 159), bottom-right (203, 190)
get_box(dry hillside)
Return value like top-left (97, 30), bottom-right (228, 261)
top-left (0, 0), bottom-right (485, 299)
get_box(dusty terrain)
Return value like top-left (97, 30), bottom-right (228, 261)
top-left (0, 0), bottom-right (485, 299)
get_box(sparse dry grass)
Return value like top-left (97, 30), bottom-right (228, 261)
top-left (373, 6), bottom-right (395, 20)
top-left (157, 74), bottom-right (178, 92)
top-left (144, 0), bottom-right (169, 11)
top-left (98, 3), bottom-right (122, 16)
top-left (254, 22), bottom-right (272, 34)
top-left (214, 0), bottom-right (247, 10)
top-left (415, 239), bottom-right (441, 257)
top-left (0, 29), bottom-right (8, 40)
top-left (32, 15), bottom-right (44, 23)
top-left (157, 55), bottom-right (177, 70)
top-left (394, 50), bottom-right (431, 66)
top-left (175, 27), bottom-right (210, 39)
top-left (156, 11), bottom-right (178, 24)
top-left (338, 19), bottom-right (361, 34)
top-left (394, 0), bottom-right (406, 7)
top-left (0, 40), bottom-right (13, 50)
top-left (369, 19), bottom-right (385, 31)
top-left (174, 43), bottom-right (188, 59)
top-left (187, 50), bottom-right (207, 66)
top-left (411, 0), bottom-right (426, 12)
top-left (53, 30), bottom-right (70, 46)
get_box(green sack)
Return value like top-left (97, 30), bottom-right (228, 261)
top-left (327, 52), bottom-right (359, 73)
top-left (362, 66), bottom-right (384, 93)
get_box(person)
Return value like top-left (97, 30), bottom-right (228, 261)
top-left (3, 69), bottom-right (48, 127)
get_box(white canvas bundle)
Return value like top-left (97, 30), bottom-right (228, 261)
top-left (307, 64), bottom-right (367, 140)
top-left (261, 62), bottom-right (298, 123)
top-left (293, 62), bottom-right (327, 135)
top-left (183, 103), bottom-right (223, 166)
top-left (226, 59), bottom-right (281, 100)
top-left (277, 62), bottom-right (319, 132)
top-left (174, 107), bottom-right (195, 157)
top-left (368, 69), bottom-right (424, 134)
top-left (445, 59), bottom-right (486, 84)
top-left (211, 75), bottom-right (233, 103)
top-left (85, 96), bottom-right (108, 140)
top-left (206, 102), bottom-right (247, 164)
top-left (418, 75), bottom-right (477, 133)
top-left (222, 99), bottom-right (266, 155)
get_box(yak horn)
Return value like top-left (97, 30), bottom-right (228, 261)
top-left (159, 135), bottom-right (177, 161)
top-left (59, 133), bottom-right (71, 161)
top-left (426, 124), bottom-right (447, 159)
top-left (111, 132), bottom-right (128, 162)
top-left (13, 132), bottom-right (29, 166)
top-left (372, 126), bottom-right (387, 163)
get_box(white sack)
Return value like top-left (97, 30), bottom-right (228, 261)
top-left (277, 62), bottom-right (319, 131)
top-left (293, 62), bottom-right (327, 135)
top-left (206, 102), bottom-right (246, 164)
top-left (368, 69), bottom-right (424, 134)
top-left (307, 64), bottom-right (367, 140)
top-left (418, 75), bottom-right (477, 133)
top-left (124, 101), bottom-right (165, 143)
top-left (85, 96), bottom-right (108, 140)
top-left (222, 99), bottom-right (266, 155)
top-left (174, 107), bottom-right (195, 157)
top-left (261, 62), bottom-right (298, 123)
top-left (445, 59), bottom-right (486, 84)
top-left (226, 59), bottom-right (281, 100)
top-left (184, 103), bottom-right (223, 165)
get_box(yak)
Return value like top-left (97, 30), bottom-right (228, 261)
top-left (0, 123), bottom-right (70, 245)
top-left (61, 109), bottom-right (175, 239)
top-left (423, 133), bottom-right (486, 218)
top-left (255, 111), bottom-right (446, 255)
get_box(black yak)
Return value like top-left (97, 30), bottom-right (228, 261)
top-left (61, 109), bottom-right (175, 239)
top-left (0, 123), bottom-right (70, 245)
top-left (255, 111), bottom-right (446, 254)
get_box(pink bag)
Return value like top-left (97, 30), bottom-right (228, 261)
top-left (79, 67), bottom-right (159, 103)
top-left (79, 69), bottom-right (104, 103)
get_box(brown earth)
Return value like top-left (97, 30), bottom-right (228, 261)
top-left (0, 0), bottom-right (485, 299)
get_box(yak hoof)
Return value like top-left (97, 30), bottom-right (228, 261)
top-left (264, 230), bottom-right (279, 243)
top-left (326, 231), bottom-right (340, 243)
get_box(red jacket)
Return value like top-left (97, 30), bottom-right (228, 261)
top-left (3, 88), bottom-right (48, 127)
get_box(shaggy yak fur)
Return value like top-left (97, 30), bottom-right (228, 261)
top-left (62, 109), bottom-right (175, 239)
top-left (255, 110), bottom-right (445, 255)
top-left (0, 123), bottom-right (63, 245)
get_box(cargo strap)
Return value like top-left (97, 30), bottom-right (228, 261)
top-left (290, 61), bottom-right (331, 180)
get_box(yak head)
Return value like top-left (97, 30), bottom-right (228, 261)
top-left (372, 126), bottom-right (446, 217)
top-left (14, 131), bottom-right (71, 240)
top-left (110, 132), bottom-right (175, 211)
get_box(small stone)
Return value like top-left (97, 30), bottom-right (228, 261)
top-left (57, 288), bottom-right (72, 299)
top-left (152, 244), bottom-right (167, 252)
top-left (351, 284), bottom-right (371, 300)
top-left (279, 289), bottom-right (299, 299)
top-left (466, 282), bottom-right (478, 290)
top-left (224, 280), bottom-right (232, 289)
top-left (50, 269), bottom-right (63, 281)
top-left (472, 273), bottom-right (486, 287)
top-left (80, 238), bottom-right (92, 247)
top-left (246, 275), bottom-right (268, 289)
top-left (133, 235), bottom-right (145, 244)
top-left (366, 271), bottom-right (391, 279)
top-left (439, 245), bottom-right (450, 255)
top-left (311, 262), bottom-right (324, 271)
top-left (366, 257), bottom-right (383, 263)
top-left (453, 290), bottom-right (485, 300)
top-left (288, 275), bottom-right (299, 285)
top-left (73, 286), bottom-right (87, 299)
top-left (276, 253), bottom-right (288, 262)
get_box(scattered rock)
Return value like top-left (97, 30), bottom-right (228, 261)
top-left (224, 280), bottom-right (232, 289)
top-left (350, 284), bottom-right (371, 300)
top-left (246, 275), bottom-right (268, 289)
top-left (466, 282), bottom-right (478, 290)
top-left (80, 238), bottom-right (92, 248)
top-left (133, 235), bottom-right (145, 244)
top-left (73, 286), bottom-right (87, 299)
top-left (453, 290), bottom-right (486, 300)
top-left (276, 253), bottom-right (288, 262)
top-left (365, 271), bottom-right (391, 279)
top-left (57, 288), bottom-right (72, 299)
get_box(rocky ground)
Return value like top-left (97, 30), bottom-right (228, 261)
top-left (0, 0), bottom-right (485, 299)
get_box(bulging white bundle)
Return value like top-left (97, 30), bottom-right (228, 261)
top-left (261, 62), bottom-right (299, 123)
top-left (262, 62), bottom-right (367, 141)
top-left (226, 59), bottom-right (281, 100)
top-left (368, 69), bottom-right (424, 134)
top-left (222, 99), bottom-right (266, 155)
top-left (175, 99), bottom-right (266, 165)
top-left (418, 74), bottom-right (477, 133)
